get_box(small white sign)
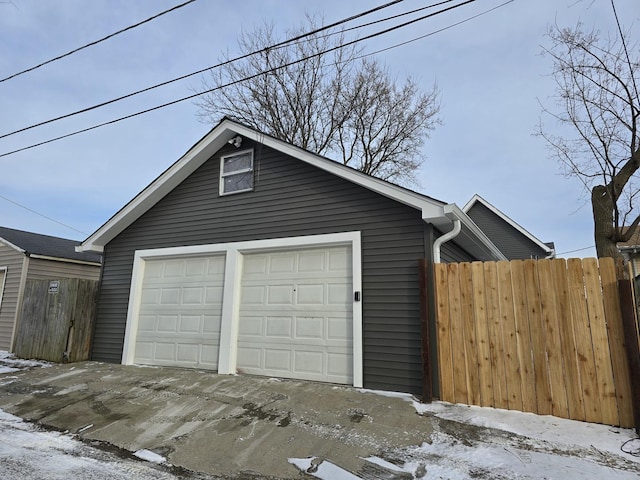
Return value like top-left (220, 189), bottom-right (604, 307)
top-left (48, 281), bottom-right (59, 294)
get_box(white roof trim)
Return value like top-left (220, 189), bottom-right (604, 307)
top-left (78, 118), bottom-right (502, 260)
top-left (29, 254), bottom-right (102, 267)
top-left (463, 194), bottom-right (554, 255)
top-left (0, 236), bottom-right (26, 254)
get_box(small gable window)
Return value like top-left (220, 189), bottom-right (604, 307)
top-left (220, 149), bottom-right (253, 195)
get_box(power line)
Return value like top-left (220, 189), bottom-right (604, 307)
top-left (0, 193), bottom-right (88, 236)
top-left (0, 0), bottom-right (482, 158)
top-left (0, 0), bottom-right (198, 84)
top-left (0, 0), bottom-right (410, 141)
top-left (555, 245), bottom-right (595, 256)
top-left (356, 1), bottom-right (513, 60)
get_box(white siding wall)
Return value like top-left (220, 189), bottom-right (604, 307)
top-left (0, 244), bottom-right (26, 351)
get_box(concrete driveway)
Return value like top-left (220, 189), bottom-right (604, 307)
top-left (0, 361), bottom-right (432, 479)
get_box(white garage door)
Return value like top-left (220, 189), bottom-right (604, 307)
top-left (237, 245), bottom-right (353, 384)
top-left (134, 255), bottom-right (225, 370)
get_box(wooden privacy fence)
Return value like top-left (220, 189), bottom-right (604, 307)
top-left (434, 257), bottom-right (636, 428)
top-left (14, 278), bottom-right (99, 363)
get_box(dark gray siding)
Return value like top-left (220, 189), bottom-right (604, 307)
top-left (92, 140), bottom-right (474, 394)
top-left (467, 202), bottom-right (548, 260)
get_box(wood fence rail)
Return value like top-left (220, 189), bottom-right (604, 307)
top-left (434, 257), bottom-right (636, 428)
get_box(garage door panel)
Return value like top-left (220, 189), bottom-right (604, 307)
top-left (158, 315), bottom-right (179, 332)
top-left (267, 285), bottom-right (294, 304)
top-left (328, 316), bottom-right (351, 341)
top-left (133, 254), bottom-right (225, 370)
top-left (297, 284), bottom-right (324, 304)
top-left (238, 315), bottom-right (263, 336)
top-left (270, 253), bottom-right (295, 273)
top-left (238, 245), bottom-right (352, 384)
top-left (296, 316), bottom-right (323, 339)
top-left (266, 316), bottom-right (293, 337)
top-left (237, 347), bottom-right (261, 369)
top-left (178, 315), bottom-right (200, 333)
top-left (298, 251), bottom-right (324, 272)
top-left (265, 349), bottom-right (292, 372)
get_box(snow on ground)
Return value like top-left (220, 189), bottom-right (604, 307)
top-left (289, 390), bottom-right (640, 479)
top-left (0, 410), bottom-right (182, 480)
top-left (0, 351), bottom-right (50, 374)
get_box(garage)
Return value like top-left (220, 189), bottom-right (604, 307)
top-left (132, 254), bottom-right (225, 370)
top-left (237, 245), bottom-right (353, 384)
top-left (121, 233), bottom-right (362, 386)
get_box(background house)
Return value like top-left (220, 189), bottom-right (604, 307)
top-left (0, 227), bottom-right (102, 353)
top-left (618, 227), bottom-right (640, 276)
top-left (78, 119), bottom-right (512, 396)
top-left (463, 194), bottom-right (555, 260)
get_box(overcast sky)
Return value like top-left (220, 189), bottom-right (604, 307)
top-left (1, 0), bottom-right (638, 257)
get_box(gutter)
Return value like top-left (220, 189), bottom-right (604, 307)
top-left (424, 203), bottom-right (506, 263)
top-left (433, 219), bottom-right (462, 263)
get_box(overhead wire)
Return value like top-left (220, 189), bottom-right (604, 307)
top-left (0, 193), bottom-right (89, 236)
top-left (0, 0), bottom-right (408, 234)
top-left (0, 0), bottom-right (487, 158)
top-left (353, 0), bottom-right (513, 59)
top-left (0, 0), bottom-right (198, 84)
top-left (0, 0), bottom-right (413, 141)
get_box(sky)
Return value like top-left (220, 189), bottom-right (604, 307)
top-left (0, 0), bottom-right (638, 258)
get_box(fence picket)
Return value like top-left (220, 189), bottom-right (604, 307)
top-left (497, 261), bottom-right (522, 412)
top-left (538, 259), bottom-right (569, 419)
top-left (460, 262), bottom-right (480, 406)
top-left (523, 259), bottom-right (553, 415)
top-left (511, 260), bottom-right (537, 414)
top-left (484, 261), bottom-right (509, 409)
top-left (472, 261), bottom-right (494, 407)
top-left (583, 258), bottom-right (620, 426)
top-left (435, 264), bottom-right (455, 403)
top-left (551, 259), bottom-right (586, 422)
top-left (599, 258), bottom-right (635, 426)
top-left (567, 259), bottom-right (602, 423)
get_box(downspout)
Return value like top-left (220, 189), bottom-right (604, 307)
top-left (433, 219), bottom-right (461, 263)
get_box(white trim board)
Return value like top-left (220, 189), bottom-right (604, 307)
top-left (121, 232), bottom-right (364, 387)
top-left (463, 194), bottom-right (554, 256)
top-left (78, 118), bottom-right (496, 256)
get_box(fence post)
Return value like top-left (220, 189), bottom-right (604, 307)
top-left (618, 278), bottom-right (640, 433)
top-left (419, 258), bottom-right (433, 402)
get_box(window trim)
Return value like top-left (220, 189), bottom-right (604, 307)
top-left (219, 149), bottom-right (254, 196)
top-left (0, 266), bottom-right (6, 312)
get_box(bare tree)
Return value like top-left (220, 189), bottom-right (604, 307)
top-left (196, 17), bottom-right (440, 186)
top-left (538, 21), bottom-right (640, 259)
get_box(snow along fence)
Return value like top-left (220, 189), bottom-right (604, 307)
top-left (432, 257), bottom-right (640, 429)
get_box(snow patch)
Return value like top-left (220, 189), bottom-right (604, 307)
top-left (54, 383), bottom-right (88, 396)
top-left (0, 366), bottom-right (19, 374)
top-left (0, 351), bottom-right (51, 370)
top-left (419, 401), bottom-right (640, 464)
top-left (134, 449), bottom-right (167, 464)
top-left (288, 457), bottom-right (359, 479)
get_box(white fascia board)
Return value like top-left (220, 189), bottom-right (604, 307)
top-left (78, 118), bottom-right (448, 252)
top-left (233, 122), bottom-right (447, 214)
top-left (28, 254), bottom-right (101, 267)
top-left (78, 121), bottom-right (237, 252)
top-left (441, 203), bottom-right (507, 261)
top-left (0, 237), bottom-right (26, 255)
top-left (463, 194), bottom-right (554, 255)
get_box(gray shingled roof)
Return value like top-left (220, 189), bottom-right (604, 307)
top-left (0, 226), bottom-right (102, 264)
